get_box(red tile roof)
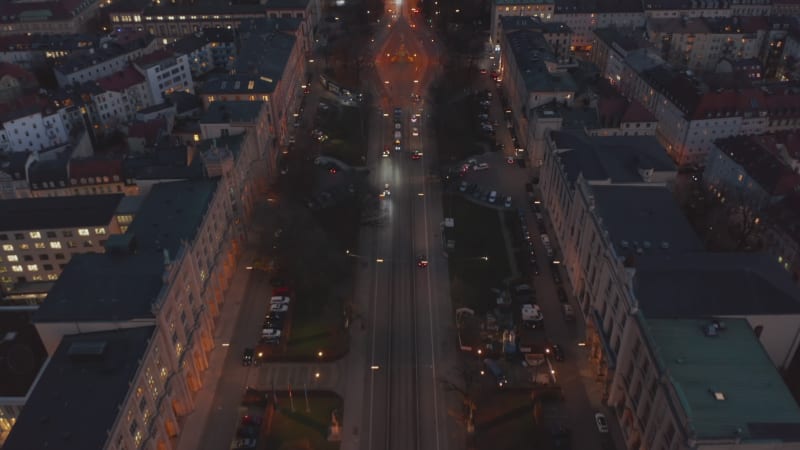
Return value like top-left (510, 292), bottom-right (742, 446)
top-left (127, 119), bottom-right (166, 146)
top-left (0, 62), bottom-right (36, 85)
top-left (689, 87), bottom-right (800, 120)
top-left (134, 49), bottom-right (176, 69)
top-left (96, 66), bottom-right (145, 92)
top-left (68, 158), bottom-right (124, 181)
top-left (621, 99), bottom-right (656, 123)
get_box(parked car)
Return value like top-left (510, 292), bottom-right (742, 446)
top-left (231, 438), bottom-right (257, 449)
top-left (272, 286), bottom-right (290, 296)
top-left (562, 304), bottom-right (575, 322)
top-left (557, 287), bottom-right (568, 303)
top-left (270, 296), bottom-right (290, 305)
top-left (504, 196), bottom-right (512, 208)
top-left (488, 191), bottom-right (498, 203)
top-left (595, 413), bottom-right (609, 433)
top-left (459, 181), bottom-right (468, 192)
top-left (270, 303), bottom-right (289, 313)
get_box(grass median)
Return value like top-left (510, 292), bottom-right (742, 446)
top-left (263, 391), bottom-right (343, 450)
top-left (443, 194), bottom-right (513, 314)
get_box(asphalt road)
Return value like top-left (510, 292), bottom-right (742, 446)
top-left (347, 4), bottom-right (456, 450)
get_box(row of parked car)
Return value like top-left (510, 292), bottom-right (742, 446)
top-left (230, 414), bottom-right (262, 449)
top-left (242, 284), bottom-right (291, 366)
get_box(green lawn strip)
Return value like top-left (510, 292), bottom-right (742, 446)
top-left (433, 93), bottom-right (487, 163)
top-left (444, 194), bottom-right (512, 313)
top-left (319, 105), bottom-right (366, 166)
top-left (473, 392), bottom-right (538, 450)
top-left (282, 292), bottom-right (348, 361)
top-left (264, 393), bottom-right (343, 450)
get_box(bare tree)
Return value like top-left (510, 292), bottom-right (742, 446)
top-left (439, 359), bottom-right (479, 433)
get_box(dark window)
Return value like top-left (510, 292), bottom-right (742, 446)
top-left (14, 233), bottom-right (24, 240)
top-left (43, 264), bottom-right (53, 270)
top-left (46, 231), bottom-right (56, 238)
top-left (39, 254), bottom-right (49, 261)
top-left (23, 255), bottom-right (33, 261)
top-left (55, 253), bottom-right (65, 260)
top-left (0, 234), bottom-right (7, 241)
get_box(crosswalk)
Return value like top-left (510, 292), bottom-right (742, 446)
top-left (245, 361), bottom-right (347, 395)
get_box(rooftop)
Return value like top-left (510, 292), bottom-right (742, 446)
top-left (234, 29), bottom-right (295, 80)
top-left (550, 130), bottom-right (676, 184)
top-left (134, 48), bottom-right (177, 69)
top-left (125, 178), bottom-right (217, 255)
top-left (0, 310), bottom-right (48, 397)
top-left (0, 0), bottom-right (99, 23)
top-left (96, 65), bottom-right (145, 92)
top-left (593, 27), bottom-right (651, 53)
top-left (715, 136), bottom-right (800, 197)
top-left (646, 318), bottom-right (800, 441)
top-left (505, 29), bottom-right (577, 94)
top-left (0, 194), bottom-right (124, 232)
top-left (2, 327), bottom-right (156, 450)
top-left (200, 101), bottom-right (264, 124)
top-left (633, 252), bottom-right (800, 317)
top-left (554, 0), bottom-right (642, 13)
top-left (499, 16), bottom-right (571, 34)
top-left (591, 185), bottom-right (703, 256)
top-left (55, 34), bottom-right (154, 74)
top-left (494, 0), bottom-right (554, 5)
top-left (203, 73), bottom-right (276, 94)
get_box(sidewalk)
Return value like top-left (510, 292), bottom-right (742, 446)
top-left (175, 248), bottom-right (256, 450)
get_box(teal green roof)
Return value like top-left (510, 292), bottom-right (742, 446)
top-left (647, 318), bottom-right (800, 441)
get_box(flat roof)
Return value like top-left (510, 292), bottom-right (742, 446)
top-left (126, 179), bottom-right (217, 256)
top-left (550, 130), bottom-right (676, 184)
top-left (591, 185), bottom-right (703, 256)
top-left (0, 194), bottom-right (124, 232)
top-left (33, 252), bottom-right (165, 322)
top-left (3, 326), bottom-right (155, 450)
top-left (646, 318), bottom-right (800, 441)
top-left (235, 30), bottom-right (295, 80)
top-left (505, 29), bottom-right (577, 94)
top-left (0, 310), bottom-right (48, 397)
top-left (200, 101), bottom-right (264, 124)
top-left (633, 252), bottom-right (800, 317)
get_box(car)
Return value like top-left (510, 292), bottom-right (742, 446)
top-left (382, 148), bottom-right (390, 158)
top-left (562, 304), bottom-right (575, 322)
top-left (411, 150), bottom-right (423, 160)
top-left (547, 343), bottom-right (565, 361)
top-left (394, 143), bottom-right (402, 151)
top-left (488, 191), bottom-right (498, 203)
top-left (303, 86), bottom-right (311, 94)
top-left (551, 265), bottom-right (562, 284)
top-left (272, 286), bottom-right (290, 296)
top-left (263, 319), bottom-right (282, 330)
top-left (473, 162), bottom-right (490, 171)
top-left (270, 303), bottom-right (289, 312)
top-left (459, 181), bottom-right (468, 192)
top-left (264, 311), bottom-right (284, 322)
top-left (270, 296), bottom-right (290, 305)
top-left (395, 122), bottom-right (402, 130)
top-left (242, 348), bottom-right (254, 366)
top-left (504, 196), bottom-right (512, 208)
top-left (480, 100), bottom-right (491, 107)
top-left (231, 438), bottom-right (257, 449)
top-left (412, 127), bottom-right (419, 136)
top-left (416, 255), bottom-right (428, 268)
top-left (595, 413), bottom-right (609, 433)
top-left (394, 130), bottom-right (402, 140)
top-left (557, 287), bottom-right (568, 303)
top-left (411, 114), bottom-right (419, 123)
top-left (241, 415), bottom-right (263, 426)
top-left (478, 113), bottom-right (489, 120)
top-left (262, 328), bottom-right (282, 338)
top-left (506, 156), bottom-right (515, 165)
top-left (393, 107), bottom-right (402, 118)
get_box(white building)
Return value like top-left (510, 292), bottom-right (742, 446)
top-left (93, 65), bottom-right (154, 130)
top-left (133, 49), bottom-right (194, 105)
top-left (54, 33), bottom-right (158, 87)
top-left (0, 100), bottom-right (75, 153)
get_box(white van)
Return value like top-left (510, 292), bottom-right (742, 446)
top-left (488, 191), bottom-right (498, 203)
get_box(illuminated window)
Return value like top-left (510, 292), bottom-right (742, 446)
top-left (34, 242), bottom-right (45, 249)
top-left (50, 241), bottom-right (61, 249)
top-left (11, 265), bottom-right (23, 272)
top-left (29, 231), bottom-right (41, 239)
top-left (0, 266), bottom-right (5, 272)
top-left (193, 134), bottom-right (200, 142)
top-left (47, 274), bottom-right (58, 280)
top-left (78, 229), bottom-right (90, 236)
top-left (27, 264), bottom-right (38, 271)
top-left (32, 274), bottom-right (43, 281)
top-left (7, 255), bottom-right (18, 262)
top-left (738, 174), bottom-right (744, 182)
top-left (94, 228), bottom-right (106, 235)
top-left (1, 244), bottom-right (12, 251)
top-left (19, 244), bottom-right (28, 250)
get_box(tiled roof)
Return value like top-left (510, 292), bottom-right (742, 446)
top-left (0, 62), bottom-right (37, 84)
top-left (96, 65), bottom-right (145, 92)
top-left (68, 157), bottom-right (125, 181)
top-left (0, 193), bottom-right (124, 232)
top-left (134, 48), bottom-right (176, 69)
top-left (127, 118), bottom-right (166, 146)
top-left (715, 135), bottom-right (800, 196)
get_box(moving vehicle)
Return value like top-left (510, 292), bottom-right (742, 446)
top-left (242, 348), bottom-right (254, 366)
top-left (411, 150), bottom-right (423, 160)
top-left (562, 304), bottom-right (575, 321)
top-left (548, 343), bottom-right (565, 361)
top-left (416, 255), bottom-right (428, 268)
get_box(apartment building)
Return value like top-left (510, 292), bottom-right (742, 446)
top-left (490, 0), bottom-right (555, 46)
top-left (553, 0), bottom-right (645, 49)
top-left (0, 310), bottom-right (48, 447)
top-left (0, 0), bottom-right (103, 36)
top-left (0, 97), bottom-right (76, 153)
top-left (643, 0), bottom-right (735, 19)
top-left (0, 194), bottom-right (125, 297)
top-left (94, 65), bottom-right (155, 128)
top-left (0, 34), bottom-right (97, 69)
top-left (499, 16), bottom-right (574, 61)
top-left (704, 134), bottom-right (800, 211)
top-left (54, 32), bottom-right (158, 88)
top-left (171, 28), bottom-right (237, 78)
top-left (647, 16), bottom-right (768, 72)
top-left (200, 23), bottom-right (304, 148)
top-left (610, 317), bottom-right (800, 450)
top-left (2, 173), bottom-right (252, 449)
top-left (133, 49), bottom-right (194, 104)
